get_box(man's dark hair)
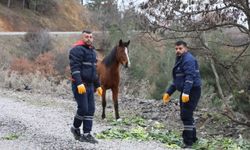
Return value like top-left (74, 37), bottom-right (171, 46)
top-left (175, 40), bottom-right (187, 47)
top-left (82, 30), bottom-right (92, 34)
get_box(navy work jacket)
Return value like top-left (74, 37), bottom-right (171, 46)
top-left (166, 52), bottom-right (201, 95)
top-left (69, 41), bottom-right (100, 88)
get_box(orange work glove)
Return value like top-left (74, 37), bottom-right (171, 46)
top-left (77, 84), bottom-right (86, 94)
top-left (181, 93), bottom-right (189, 103)
top-left (96, 87), bottom-right (103, 97)
top-left (162, 93), bottom-right (170, 104)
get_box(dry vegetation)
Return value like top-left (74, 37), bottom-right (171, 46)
top-left (0, 33), bottom-right (72, 96)
top-left (0, 69), bottom-right (71, 97)
top-left (0, 0), bottom-right (94, 31)
top-left (0, 29), bottom-right (106, 96)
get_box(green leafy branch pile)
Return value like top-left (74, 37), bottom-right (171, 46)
top-left (96, 116), bottom-right (182, 148)
top-left (96, 116), bottom-right (250, 149)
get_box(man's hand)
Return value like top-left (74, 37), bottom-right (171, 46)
top-left (162, 93), bottom-right (170, 104)
top-left (96, 87), bottom-right (103, 97)
top-left (181, 93), bottom-right (189, 103)
top-left (77, 84), bottom-right (86, 94)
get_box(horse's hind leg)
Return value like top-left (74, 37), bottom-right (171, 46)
top-left (101, 88), bottom-right (107, 119)
top-left (112, 87), bottom-right (120, 120)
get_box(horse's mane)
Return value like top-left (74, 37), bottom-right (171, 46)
top-left (102, 46), bottom-right (117, 67)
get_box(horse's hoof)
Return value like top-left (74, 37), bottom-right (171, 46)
top-left (116, 118), bottom-right (122, 122)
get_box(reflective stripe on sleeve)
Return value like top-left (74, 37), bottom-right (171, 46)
top-left (176, 73), bottom-right (184, 77)
top-left (82, 62), bottom-right (97, 66)
top-left (72, 71), bottom-right (80, 75)
top-left (185, 80), bottom-right (193, 84)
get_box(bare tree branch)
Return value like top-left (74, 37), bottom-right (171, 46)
top-left (140, 31), bottom-right (198, 42)
top-left (139, 0), bottom-right (250, 123)
top-left (143, 15), bottom-right (249, 34)
top-left (222, 112), bottom-right (250, 127)
top-left (207, 40), bottom-right (250, 47)
top-left (225, 45), bottom-right (250, 69)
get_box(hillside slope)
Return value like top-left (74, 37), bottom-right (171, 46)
top-left (0, 0), bottom-right (94, 31)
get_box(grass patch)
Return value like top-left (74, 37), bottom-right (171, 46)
top-left (2, 133), bottom-right (20, 140)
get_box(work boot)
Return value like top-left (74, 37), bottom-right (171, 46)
top-left (193, 137), bottom-right (198, 143)
top-left (193, 128), bottom-right (198, 143)
top-left (70, 126), bottom-right (81, 140)
top-left (80, 133), bottom-right (98, 144)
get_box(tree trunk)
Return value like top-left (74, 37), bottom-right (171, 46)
top-left (210, 58), bottom-right (237, 118)
top-left (23, 0), bottom-right (25, 8)
top-left (34, 0), bottom-right (37, 11)
top-left (210, 58), bottom-right (224, 99)
top-left (7, 0), bottom-right (11, 8)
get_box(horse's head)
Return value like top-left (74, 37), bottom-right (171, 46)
top-left (116, 39), bottom-right (131, 68)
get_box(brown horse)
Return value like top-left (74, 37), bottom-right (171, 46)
top-left (97, 39), bottom-right (130, 120)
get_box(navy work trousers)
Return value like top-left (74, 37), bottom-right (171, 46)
top-left (180, 86), bottom-right (201, 146)
top-left (72, 83), bottom-right (95, 133)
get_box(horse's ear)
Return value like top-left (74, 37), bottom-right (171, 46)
top-left (119, 39), bottom-right (123, 46)
top-left (127, 40), bottom-right (130, 46)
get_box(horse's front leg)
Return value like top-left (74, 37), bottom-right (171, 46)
top-left (101, 87), bottom-right (107, 119)
top-left (112, 87), bottom-right (120, 120)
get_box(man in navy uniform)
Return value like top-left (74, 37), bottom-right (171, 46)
top-left (69, 30), bottom-right (102, 144)
top-left (163, 40), bottom-right (201, 148)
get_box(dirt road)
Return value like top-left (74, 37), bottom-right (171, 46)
top-left (0, 88), bottom-right (168, 150)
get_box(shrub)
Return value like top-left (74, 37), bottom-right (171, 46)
top-left (10, 57), bottom-right (35, 75)
top-left (20, 29), bottom-right (53, 60)
top-left (34, 52), bottom-right (57, 77)
top-left (53, 50), bottom-right (69, 77)
top-left (27, 0), bottom-right (58, 15)
top-left (10, 52), bottom-right (57, 78)
top-left (234, 91), bottom-right (250, 119)
top-left (151, 74), bottom-right (169, 99)
top-left (129, 64), bottom-right (146, 80)
top-left (0, 49), bottom-right (12, 70)
top-left (36, 0), bottom-right (58, 15)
